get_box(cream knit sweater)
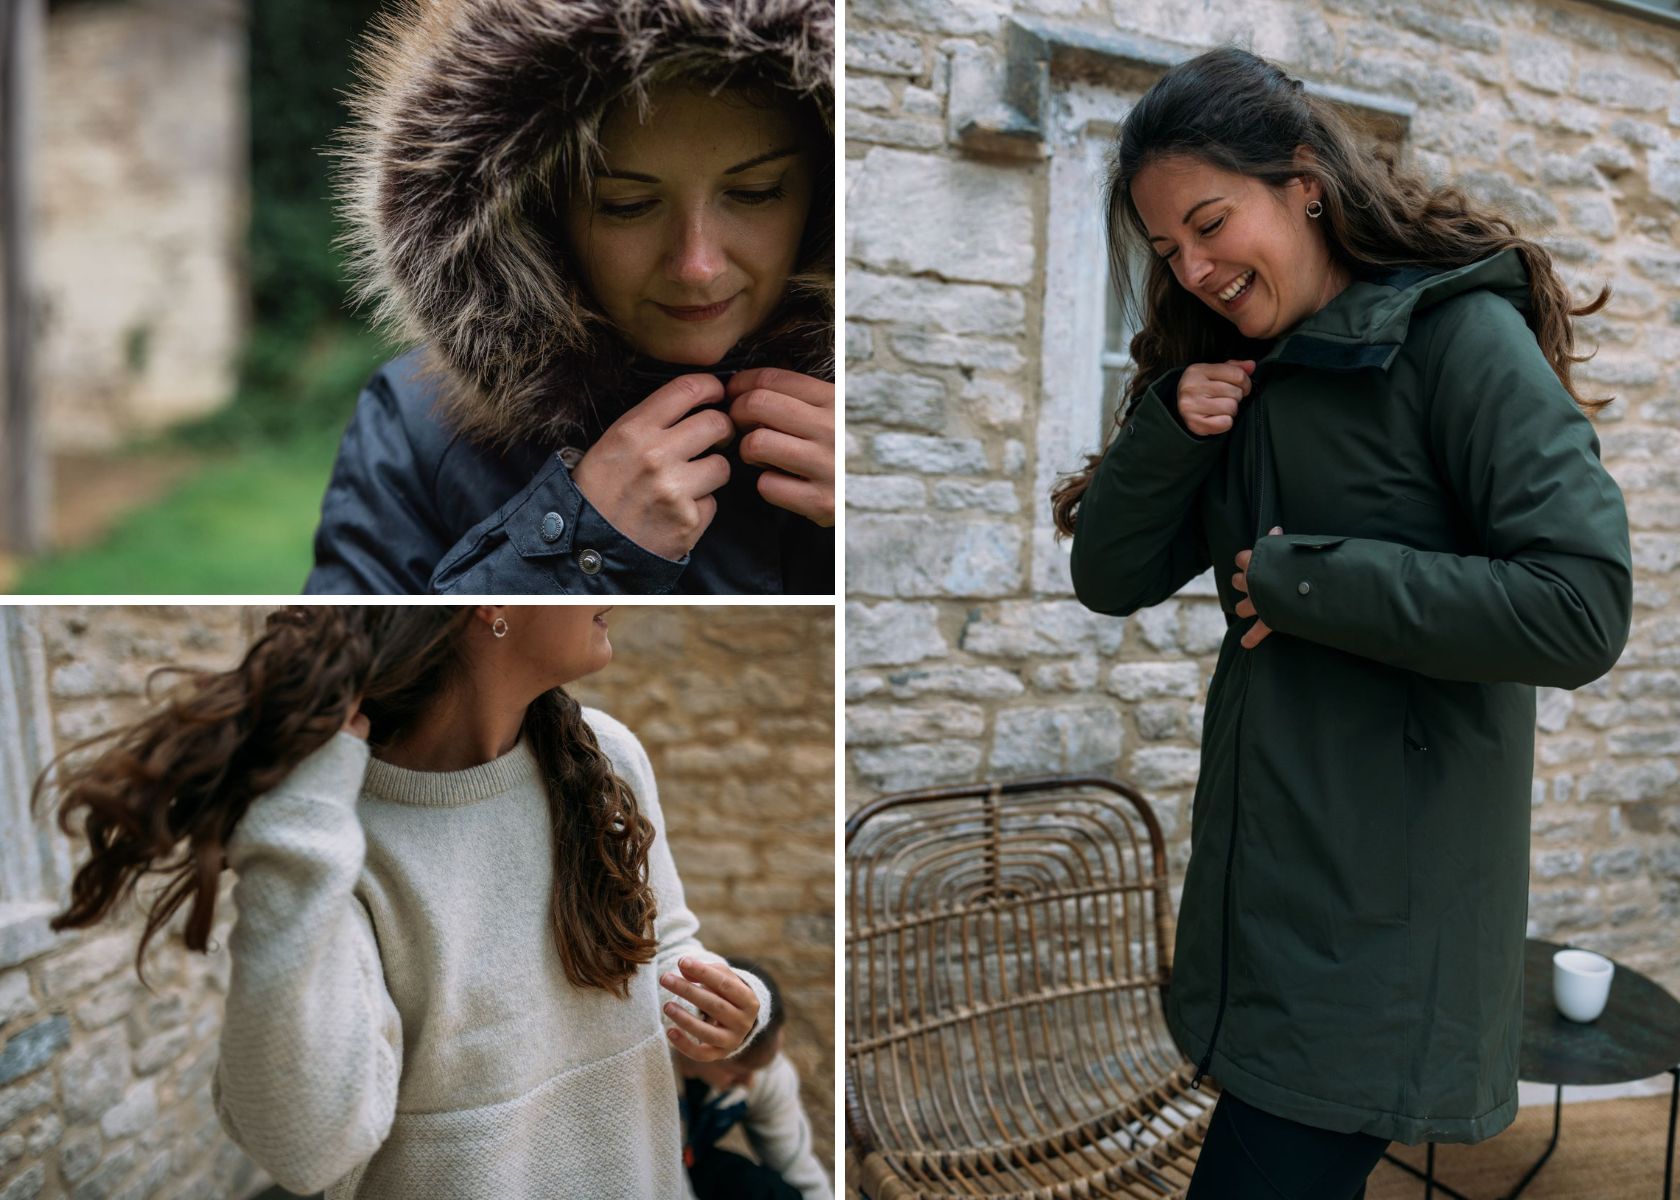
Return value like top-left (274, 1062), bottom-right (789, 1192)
top-left (211, 709), bottom-right (770, 1199)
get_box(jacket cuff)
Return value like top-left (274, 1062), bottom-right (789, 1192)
top-left (1244, 533), bottom-right (1348, 631)
top-left (430, 452), bottom-right (689, 594)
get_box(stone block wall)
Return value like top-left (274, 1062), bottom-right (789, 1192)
top-left (37, 0), bottom-right (248, 450)
top-left (844, 0), bottom-right (1680, 994)
top-left (0, 604), bottom-right (834, 1196)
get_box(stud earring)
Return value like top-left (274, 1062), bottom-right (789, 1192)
top-left (1306, 199), bottom-right (1324, 219)
top-left (492, 616), bottom-right (509, 639)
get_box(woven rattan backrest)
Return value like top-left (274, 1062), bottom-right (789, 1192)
top-left (846, 776), bottom-right (1182, 1188)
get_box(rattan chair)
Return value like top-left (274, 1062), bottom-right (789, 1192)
top-left (846, 776), bottom-right (1218, 1199)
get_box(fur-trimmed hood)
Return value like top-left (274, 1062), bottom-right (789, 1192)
top-left (338, 0), bottom-right (834, 449)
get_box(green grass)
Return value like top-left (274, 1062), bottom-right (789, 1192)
top-left (12, 432), bottom-right (340, 595)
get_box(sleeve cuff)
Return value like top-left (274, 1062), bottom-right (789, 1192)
top-left (430, 452), bottom-right (690, 593)
top-left (1246, 532), bottom-right (1348, 630)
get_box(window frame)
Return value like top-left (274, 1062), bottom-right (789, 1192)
top-left (0, 605), bottom-right (69, 969)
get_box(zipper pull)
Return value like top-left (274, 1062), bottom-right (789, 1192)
top-left (1192, 1049), bottom-right (1214, 1090)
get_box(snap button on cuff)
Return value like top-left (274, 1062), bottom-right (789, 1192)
top-left (540, 512), bottom-right (565, 543)
top-left (578, 548), bottom-right (603, 575)
top-left (1298, 581), bottom-right (1312, 595)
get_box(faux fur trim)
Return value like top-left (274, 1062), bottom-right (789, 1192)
top-left (337, 0), bottom-right (834, 448)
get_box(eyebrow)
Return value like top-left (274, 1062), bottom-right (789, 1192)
top-left (1146, 196), bottom-right (1225, 243)
top-left (599, 146), bottom-right (800, 184)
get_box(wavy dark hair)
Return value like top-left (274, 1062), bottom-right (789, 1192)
top-left (33, 607), bottom-right (658, 996)
top-left (1051, 46), bottom-right (1610, 536)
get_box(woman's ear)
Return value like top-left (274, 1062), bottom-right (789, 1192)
top-left (473, 605), bottom-right (505, 632)
top-left (1292, 145), bottom-right (1323, 203)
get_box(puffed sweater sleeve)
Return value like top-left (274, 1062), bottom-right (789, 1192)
top-left (211, 732), bottom-right (403, 1195)
top-left (1069, 368), bottom-right (1228, 616)
top-left (1245, 291), bottom-right (1633, 688)
top-left (587, 710), bottom-right (773, 1054)
top-left (744, 1055), bottom-right (834, 1200)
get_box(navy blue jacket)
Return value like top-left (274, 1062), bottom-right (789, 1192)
top-left (303, 350), bottom-right (834, 595)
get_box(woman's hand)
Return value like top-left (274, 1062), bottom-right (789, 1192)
top-left (1178, 359), bottom-right (1255, 436)
top-left (660, 957), bottom-right (761, 1060)
top-left (571, 374), bottom-right (736, 560)
top-left (727, 368), bottom-right (835, 527)
top-left (1234, 526), bottom-right (1283, 648)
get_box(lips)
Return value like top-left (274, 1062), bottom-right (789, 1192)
top-left (655, 295), bottom-right (736, 322)
top-left (1216, 269), bottom-right (1255, 305)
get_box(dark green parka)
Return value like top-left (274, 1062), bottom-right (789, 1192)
top-left (1070, 250), bottom-right (1633, 1145)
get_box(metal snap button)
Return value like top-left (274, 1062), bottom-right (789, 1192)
top-left (1298, 581), bottom-right (1312, 595)
top-left (578, 548), bottom-right (603, 575)
top-left (559, 447), bottom-right (584, 469)
top-left (540, 512), bottom-right (565, 543)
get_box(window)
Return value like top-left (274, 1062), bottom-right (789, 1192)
top-left (0, 606), bottom-right (69, 968)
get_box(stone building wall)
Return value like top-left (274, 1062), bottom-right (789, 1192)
top-left (0, 604), bottom-right (834, 1196)
top-left (37, 0), bottom-right (248, 450)
top-left (844, 0), bottom-right (1680, 996)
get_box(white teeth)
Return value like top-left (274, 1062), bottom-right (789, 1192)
top-left (1219, 270), bottom-right (1254, 302)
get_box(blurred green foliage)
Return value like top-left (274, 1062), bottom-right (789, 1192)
top-left (175, 0), bottom-right (393, 449)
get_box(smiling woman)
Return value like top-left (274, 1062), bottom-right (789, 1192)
top-left (1056, 46), bottom-right (1632, 1199)
top-left (303, 0), bottom-right (835, 596)
top-left (32, 605), bottom-right (786, 1198)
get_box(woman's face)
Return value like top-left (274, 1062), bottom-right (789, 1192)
top-left (1130, 153), bottom-right (1336, 341)
top-left (564, 83), bottom-right (816, 365)
top-left (485, 605), bottom-right (614, 689)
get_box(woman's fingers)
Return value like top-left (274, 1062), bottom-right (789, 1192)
top-left (663, 999), bottom-right (737, 1048)
top-left (726, 367), bottom-right (834, 408)
top-left (667, 1024), bottom-right (725, 1060)
top-left (660, 968), bottom-right (739, 1026)
top-left (678, 957), bottom-right (758, 1012)
top-left (1241, 618), bottom-right (1273, 650)
top-left (758, 471), bottom-right (834, 527)
top-left (739, 427), bottom-right (829, 480)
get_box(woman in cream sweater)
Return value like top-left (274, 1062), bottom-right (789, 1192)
top-left (40, 606), bottom-right (768, 1198)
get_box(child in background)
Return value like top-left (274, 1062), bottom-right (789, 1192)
top-left (675, 957), bottom-right (833, 1200)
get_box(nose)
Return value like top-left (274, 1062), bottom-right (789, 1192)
top-left (666, 208), bottom-right (727, 289)
top-left (1179, 244), bottom-right (1215, 291)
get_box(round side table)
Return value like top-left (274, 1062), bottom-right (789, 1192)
top-left (1384, 937), bottom-right (1680, 1199)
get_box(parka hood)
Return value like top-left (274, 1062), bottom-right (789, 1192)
top-left (1263, 249), bottom-right (1530, 374)
top-left (339, 0), bottom-right (834, 449)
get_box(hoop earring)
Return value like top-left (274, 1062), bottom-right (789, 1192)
top-left (492, 616), bottom-right (509, 639)
top-left (1306, 199), bottom-right (1324, 219)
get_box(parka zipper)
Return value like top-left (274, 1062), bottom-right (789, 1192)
top-left (1192, 373), bottom-right (1276, 1091)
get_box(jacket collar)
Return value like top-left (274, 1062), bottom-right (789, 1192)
top-left (1258, 248), bottom-right (1530, 374)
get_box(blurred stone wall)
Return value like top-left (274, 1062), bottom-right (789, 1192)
top-left (571, 605), bottom-right (837, 1179)
top-left (844, 0), bottom-right (1680, 995)
top-left (0, 604), bottom-right (835, 1196)
top-left (38, 0), bottom-right (248, 449)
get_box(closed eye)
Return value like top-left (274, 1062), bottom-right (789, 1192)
top-left (599, 199), bottom-right (656, 219)
top-left (1156, 214), bottom-right (1226, 261)
top-left (729, 184), bottom-right (787, 206)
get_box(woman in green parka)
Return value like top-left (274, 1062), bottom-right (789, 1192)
top-left (1056, 48), bottom-right (1633, 1198)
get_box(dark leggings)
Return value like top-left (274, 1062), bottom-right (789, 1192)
top-left (1186, 1089), bottom-right (1391, 1199)
top-left (689, 1147), bottom-right (800, 1200)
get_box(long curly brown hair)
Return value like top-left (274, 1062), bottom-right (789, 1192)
top-left (34, 607), bottom-right (657, 996)
top-left (1051, 46), bottom-right (1610, 537)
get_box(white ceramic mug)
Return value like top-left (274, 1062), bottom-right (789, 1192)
top-left (1553, 948), bottom-right (1615, 1022)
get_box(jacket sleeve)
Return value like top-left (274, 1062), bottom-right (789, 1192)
top-left (428, 453), bottom-right (691, 594)
top-left (1245, 292), bottom-right (1633, 688)
top-left (1069, 368), bottom-right (1227, 615)
top-left (211, 733), bottom-right (403, 1195)
top-left (743, 1056), bottom-right (834, 1200)
top-left (304, 370), bottom-right (451, 595)
top-left (591, 713), bottom-right (773, 1054)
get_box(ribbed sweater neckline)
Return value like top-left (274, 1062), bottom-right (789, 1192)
top-left (363, 737), bottom-right (540, 807)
